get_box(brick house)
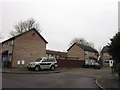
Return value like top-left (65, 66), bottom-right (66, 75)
top-left (67, 43), bottom-right (98, 61)
top-left (100, 46), bottom-right (112, 66)
top-left (46, 50), bottom-right (67, 59)
top-left (1, 28), bottom-right (48, 68)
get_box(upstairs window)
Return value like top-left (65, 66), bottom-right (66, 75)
top-left (10, 40), bottom-right (14, 46)
top-left (85, 51), bottom-right (88, 55)
top-left (103, 53), bottom-right (109, 56)
top-left (9, 54), bottom-right (12, 62)
top-left (2, 44), bottom-right (4, 48)
top-left (104, 60), bottom-right (109, 63)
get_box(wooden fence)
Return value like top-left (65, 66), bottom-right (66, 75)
top-left (57, 59), bottom-right (85, 68)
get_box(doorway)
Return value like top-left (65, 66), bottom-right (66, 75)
top-left (2, 51), bottom-right (12, 68)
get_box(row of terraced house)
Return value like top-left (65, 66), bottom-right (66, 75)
top-left (0, 28), bottom-right (112, 68)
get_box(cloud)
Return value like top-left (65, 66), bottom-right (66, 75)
top-left (1, 0), bottom-right (118, 51)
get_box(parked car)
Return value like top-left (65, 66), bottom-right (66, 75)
top-left (83, 61), bottom-right (101, 69)
top-left (27, 57), bottom-right (58, 71)
top-left (93, 62), bottom-right (101, 69)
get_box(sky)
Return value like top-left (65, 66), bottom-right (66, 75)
top-left (0, 0), bottom-right (119, 52)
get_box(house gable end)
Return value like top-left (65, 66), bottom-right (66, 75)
top-left (2, 28), bottom-right (48, 44)
top-left (67, 43), bottom-right (84, 51)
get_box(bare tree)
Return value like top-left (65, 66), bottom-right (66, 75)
top-left (10, 18), bottom-right (40, 37)
top-left (70, 38), bottom-right (94, 48)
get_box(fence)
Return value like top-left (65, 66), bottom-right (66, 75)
top-left (57, 59), bottom-right (85, 68)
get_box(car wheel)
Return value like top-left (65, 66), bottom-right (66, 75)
top-left (50, 65), bottom-right (55, 71)
top-left (35, 66), bottom-right (40, 71)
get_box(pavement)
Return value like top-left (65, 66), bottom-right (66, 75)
top-left (61, 67), bottom-right (119, 89)
top-left (96, 73), bottom-right (119, 90)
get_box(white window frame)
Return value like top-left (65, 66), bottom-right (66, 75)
top-left (17, 61), bottom-right (20, 65)
top-left (21, 60), bottom-right (25, 65)
top-left (10, 40), bottom-right (14, 46)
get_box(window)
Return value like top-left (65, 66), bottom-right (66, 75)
top-left (53, 55), bottom-right (55, 57)
top-left (9, 54), bottom-right (12, 62)
top-left (55, 55), bottom-right (57, 58)
top-left (57, 55), bottom-right (59, 59)
top-left (103, 53), bottom-right (109, 56)
top-left (17, 61), bottom-right (20, 65)
top-left (104, 60), bottom-right (109, 63)
top-left (49, 54), bottom-right (52, 57)
top-left (2, 44), bottom-right (5, 48)
top-left (21, 60), bottom-right (25, 65)
top-left (85, 51), bottom-right (88, 55)
top-left (46, 54), bottom-right (48, 57)
top-left (10, 40), bottom-right (14, 46)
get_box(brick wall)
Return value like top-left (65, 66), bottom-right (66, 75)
top-left (57, 59), bottom-right (85, 68)
top-left (12, 30), bottom-right (46, 67)
top-left (68, 44), bottom-right (85, 60)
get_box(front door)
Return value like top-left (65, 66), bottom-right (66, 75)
top-left (2, 51), bottom-right (12, 68)
top-left (2, 55), bottom-right (8, 67)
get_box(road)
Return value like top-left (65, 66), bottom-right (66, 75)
top-left (2, 73), bottom-right (99, 89)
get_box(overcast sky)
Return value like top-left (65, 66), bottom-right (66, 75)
top-left (0, 0), bottom-right (119, 52)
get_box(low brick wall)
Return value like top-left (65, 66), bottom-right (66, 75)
top-left (57, 59), bottom-right (85, 68)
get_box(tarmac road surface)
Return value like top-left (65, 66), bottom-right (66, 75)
top-left (2, 73), bottom-right (99, 89)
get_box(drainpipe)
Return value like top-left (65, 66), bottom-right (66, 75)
top-left (11, 40), bottom-right (14, 68)
top-left (84, 50), bottom-right (86, 60)
top-left (84, 50), bottom-right (86, 65)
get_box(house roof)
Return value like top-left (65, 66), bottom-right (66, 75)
top-left (101, 46), bottom-right (109, 53)
top-left (67, 43), bottom-right (98, 53)
top-left (2, 28), bottom-right (48, 44)
top-left (46, 49), bottom-right (67, 56)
